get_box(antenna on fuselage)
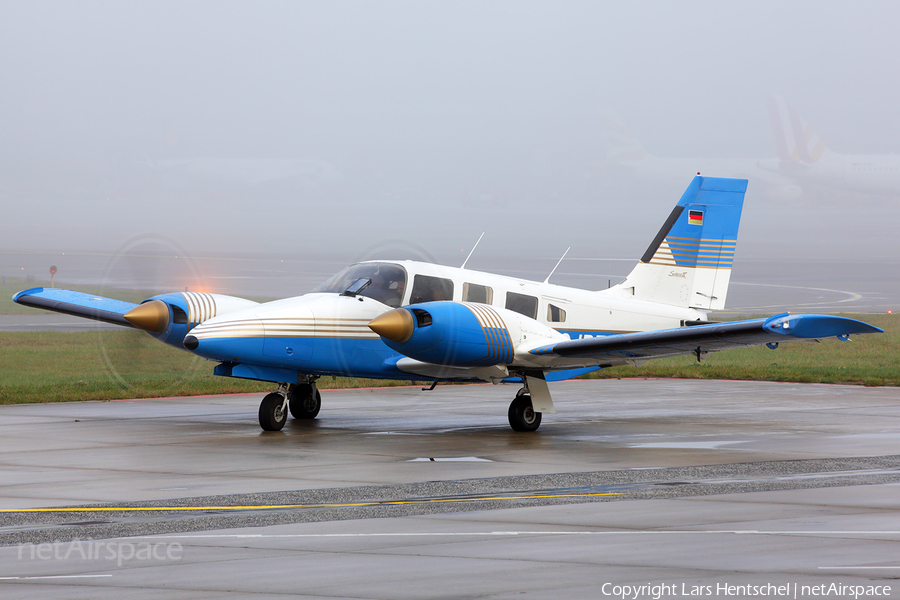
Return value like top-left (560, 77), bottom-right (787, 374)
top-left (460, 232), bottom-right (485, 270)
top-left (543, 247), bottom-right (570, 284)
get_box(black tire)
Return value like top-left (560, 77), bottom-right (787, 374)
top-left (259, 392), bottom-right (287, 431)
top-left (508, 394), bottom-right (541, 432)
top-left (289, 383), bottom-right (321, 419)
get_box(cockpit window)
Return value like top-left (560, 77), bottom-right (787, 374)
top-left (312, 263), bottom-right (407, 308)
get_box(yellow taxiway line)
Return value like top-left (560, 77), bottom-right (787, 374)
top-left (0, 492), bottom-right (621, 514)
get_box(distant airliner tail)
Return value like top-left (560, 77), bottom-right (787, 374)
top-left (608, 176), bottom-right (747, 311)
top-left (767, 96), bottom-right (831, 164)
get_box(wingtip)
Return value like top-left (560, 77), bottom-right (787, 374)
top-left (763, 314), bottom-right (884, 338)
top-left (12, 287), bottom-right (44, 303)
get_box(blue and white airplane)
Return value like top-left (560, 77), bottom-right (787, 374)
top-left (14, 176), bottom-right (882, 432)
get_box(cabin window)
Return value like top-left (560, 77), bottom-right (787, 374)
top-left (410, 275), bottom-right (454, 304)
top-left (547, 304), bottom-right (566, 323)
top-left (506, 292), bottom-right (538, 319)
top-left (463, 283), bottom-right (493, 304)
top-left (311, 262), bottom-right (407, 308)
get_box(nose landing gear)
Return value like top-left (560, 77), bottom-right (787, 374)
top-left (258, 383), bottom-right (289, 431)
top-left (258, 379), bottom-right (322, 431)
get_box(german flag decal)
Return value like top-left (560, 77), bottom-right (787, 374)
top-left (688, 210), bottom-right (704, 226)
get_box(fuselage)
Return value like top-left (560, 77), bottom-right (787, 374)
top-left (758, 153), bottom-right (900, 196)
top-left (185, 260), bottom-right (707, 382)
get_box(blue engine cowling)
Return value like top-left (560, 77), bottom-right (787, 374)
top-left (370, 301), bottom-right (516, 367)
top-left (133, 292), bottom-right (259, 349)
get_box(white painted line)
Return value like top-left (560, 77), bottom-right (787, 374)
top-left (148, 530), bottom-right (900, 540)
top-left (0, 574), bottom-right (112, 580)
top-left (819, 566), bottom-right (900, 570)
top-left (406, 457), bottom-right (493, 462)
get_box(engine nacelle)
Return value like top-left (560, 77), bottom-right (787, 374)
top-left (368, 301), bottom-right (566, 367)
top-left (124, 292), bottom-right (259, 348)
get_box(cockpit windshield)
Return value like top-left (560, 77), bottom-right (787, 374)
top-left (311, 262), bottom-right (407, 308)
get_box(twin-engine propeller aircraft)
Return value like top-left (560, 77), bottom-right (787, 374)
top-left (14, 176), bottom-right (882, 432)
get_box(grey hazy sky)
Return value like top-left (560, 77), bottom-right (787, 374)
top-left (2, 0), bottom-right (899, 276)
top-left (4, 1), bottom-right (897, 154)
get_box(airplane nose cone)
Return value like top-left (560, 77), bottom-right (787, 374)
top-left (368, 308), bottom-right (414, 343)
top-left (183, 335), bottom-right (199, 351)
top-left (124, 300), bottom-right (170, 334)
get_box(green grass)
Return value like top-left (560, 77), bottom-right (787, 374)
top-left (1, 310), bottom-right (895, 405)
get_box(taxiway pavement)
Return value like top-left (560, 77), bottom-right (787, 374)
top-left (1, 379), bottom-right (898, 598)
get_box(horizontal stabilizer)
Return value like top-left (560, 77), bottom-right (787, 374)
top-left (13, 288), bottom-right (138, 328)
top-left (530, 314), bottom-right (882, 364)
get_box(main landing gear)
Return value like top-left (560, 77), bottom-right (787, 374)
top-left (507, 373), bottom-right (555, 432)
top-left (258, 380), bottom-right (321, 431)
top-left (508, 388), bottom-right (541, 432)
top-left (288, 381), bottom-right (321, 419)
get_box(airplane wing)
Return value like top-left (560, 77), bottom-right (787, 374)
top-left (529, 313), bottom-right (883, 366)
top-left (13, 288), bottom-right (138, 328)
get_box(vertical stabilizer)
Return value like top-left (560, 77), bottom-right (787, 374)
top-left (767, 96), bottom-right (830, 164)
top-left (609, 176), bottom-right (747, 311)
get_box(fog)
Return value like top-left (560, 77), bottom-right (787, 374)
top-left (2, 1), bottom-right (899, 298)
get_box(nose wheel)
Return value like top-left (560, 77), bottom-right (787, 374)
top-left (259, 389), bottom-right (288, 431)
top-left (259, 381), bottom-right (322, 431)
top-left (508, 393), bottom-right (541, 432)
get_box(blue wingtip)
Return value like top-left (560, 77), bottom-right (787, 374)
top-left (13, 287), bottom-right (45, 303)
top-left (763, 314), bottom-right (883, 338)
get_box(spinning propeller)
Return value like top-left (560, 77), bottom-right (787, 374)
top-left (96, 235), bottom-right (208, 396)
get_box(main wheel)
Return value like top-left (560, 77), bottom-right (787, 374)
top-left (259, 392), bottom-right (288, 431)
top-left (289, 383), bottom-right (321, 419)
top-left (508, 394), bottom-right (541, 432)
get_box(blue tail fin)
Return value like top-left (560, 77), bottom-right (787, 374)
top-left (611, 176), bottom-right (748, 311)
